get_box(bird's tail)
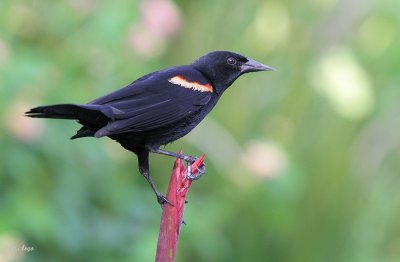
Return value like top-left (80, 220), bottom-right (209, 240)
top-left (25, 104), bottom-right (87, 120)
top-left (25, 103), bottom-right (114, 139)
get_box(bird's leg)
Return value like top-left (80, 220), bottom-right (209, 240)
top-left (151, 148), bottom-right (197, 162)
top-left (139, 167), bottom-right (171, 206)
top-left (150, 148), bottom-right (206, 180)
top-left (138, 150), bottom-right (172, 206)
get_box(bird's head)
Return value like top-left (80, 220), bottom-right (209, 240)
top-left (191, 51), bottom-right (274, 94)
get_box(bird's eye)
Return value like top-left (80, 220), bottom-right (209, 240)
top-left (227, 57), bottom-right (237, 65)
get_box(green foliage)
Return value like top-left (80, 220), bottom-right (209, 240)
top-left (1, 0), bottom-right (400, 261)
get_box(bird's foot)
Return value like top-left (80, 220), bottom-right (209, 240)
top-left (180, 155), bottom-right (197, 163)
top-left (157, 194), bottom-right (173, 207)
top-left (185, 159), bottom-right (206, 181)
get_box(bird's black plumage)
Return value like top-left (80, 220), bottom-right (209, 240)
top-left (26, 51), bottom-right (273, 204)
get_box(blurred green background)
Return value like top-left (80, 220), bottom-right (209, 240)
top-left (1, 0), bottom-right (400, 261)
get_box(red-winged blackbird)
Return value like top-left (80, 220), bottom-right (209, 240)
top-left (26, 51), bottom-right (273, 204)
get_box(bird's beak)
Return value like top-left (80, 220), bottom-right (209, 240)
top-left (241, 58), bottom-right (275, 73)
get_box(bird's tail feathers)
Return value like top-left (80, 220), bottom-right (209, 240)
top-left (25, 104), bottom-right (84, 120)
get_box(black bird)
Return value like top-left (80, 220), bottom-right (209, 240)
top-left (26, 51), bottom-right (273, 204)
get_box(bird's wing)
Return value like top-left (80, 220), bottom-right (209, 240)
top-left (91, 66), bottom-right (214, 137)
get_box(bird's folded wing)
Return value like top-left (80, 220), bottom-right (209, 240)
top-left (90, 67), bottom-right (213, 137)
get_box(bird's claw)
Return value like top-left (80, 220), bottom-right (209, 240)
top-left (185, 161), bottom-right (206, 180)
top-left (197, 162), bottom-right (206, 174)
top-left (157, 194), bottom-right (173, 207)
top-left (182, 155), bottom-right (197, 163)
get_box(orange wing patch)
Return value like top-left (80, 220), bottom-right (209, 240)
top-left (168, 76), bottom-right (213, 93)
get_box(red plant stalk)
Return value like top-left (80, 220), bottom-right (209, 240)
top-left (155, 151), bottom-right (206, 262)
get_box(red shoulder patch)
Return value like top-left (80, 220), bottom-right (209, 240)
top-left (168, 76), bottom-right (213, 93)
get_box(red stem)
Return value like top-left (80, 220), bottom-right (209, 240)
top-left (155, 152), bottom-right (205, 262)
